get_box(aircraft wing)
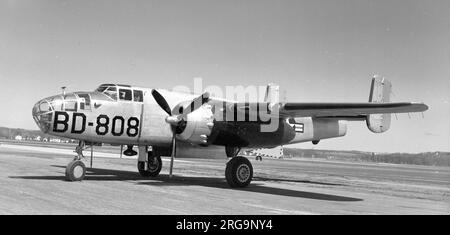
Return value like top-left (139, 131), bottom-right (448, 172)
top-left (227, 101), bottom-right (427, 133)
top-left (227, 101), bottom-right (427, 119)
top-left (279, 102), bottom-right (428, 119)
top-left (210, 76), bottom-right (428, 133)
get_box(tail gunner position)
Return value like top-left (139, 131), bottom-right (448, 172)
top-left (32, 77), bottom-right (428, 187)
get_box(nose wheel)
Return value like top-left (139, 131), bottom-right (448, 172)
top-left (66, 141), bottom-right (87, 181)
top-left (65, 160), bottom-right (86, 181)
top-left (225, 156), bottom-right (253, 187)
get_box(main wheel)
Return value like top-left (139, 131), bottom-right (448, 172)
top-left (65, 160), bottom-right (86, 181)
top-left (225, 156), bottom-right (253, 187)
top-left (138, 155), bottom-right (162, 177)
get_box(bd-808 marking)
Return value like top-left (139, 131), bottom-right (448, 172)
top-left (53, 111), bottom-right (139, 137)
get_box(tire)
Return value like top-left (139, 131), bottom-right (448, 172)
top-left (65, 160), bottom-right (86, 181)
top-left (138, 155), bottom-right (162, 177)
top-left (225, 156), bottom-right (253, 187)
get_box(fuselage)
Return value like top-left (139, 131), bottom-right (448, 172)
top-left (32, 84), bottom-right (347, 148)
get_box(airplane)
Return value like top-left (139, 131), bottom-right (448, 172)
top-left (32, 76), bottom-right (428, 187)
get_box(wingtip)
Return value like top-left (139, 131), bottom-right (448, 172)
top-left (411, 102), bottom-right (429, 112)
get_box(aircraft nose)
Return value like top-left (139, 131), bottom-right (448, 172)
top-left (32, 97), bottom-right (58, 133)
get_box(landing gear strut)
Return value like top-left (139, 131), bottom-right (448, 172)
top-left (66, 141), bottom-right (87, 181)
top-left (225, 146), bottom-right (241, 158)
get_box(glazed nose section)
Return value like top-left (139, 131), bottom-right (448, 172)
top-left (32, 97), bottom-right (57, 133)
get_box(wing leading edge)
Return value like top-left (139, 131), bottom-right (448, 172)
top-left (280, 102), bottom-right (428, 118)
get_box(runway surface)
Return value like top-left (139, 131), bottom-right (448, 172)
top-left (0, 143), bottom-right (448, 214)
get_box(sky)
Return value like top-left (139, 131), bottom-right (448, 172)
top-left (0, 0), bottom-right (449, 153)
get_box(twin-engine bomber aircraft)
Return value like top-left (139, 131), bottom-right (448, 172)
top-left (32, 76), bottom-right (428, 187)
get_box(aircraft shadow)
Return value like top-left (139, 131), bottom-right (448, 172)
top-left (10, 165), bottom-right (362, 202)
top-left (253, 176), bottom-right (347, 186)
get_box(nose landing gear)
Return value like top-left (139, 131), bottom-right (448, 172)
top-left (66, 160), bottom-right (86, 181)
top-left (66, 141), bottom-right (87, 181)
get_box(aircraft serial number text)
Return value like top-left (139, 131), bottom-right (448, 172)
top-left (52, 111), bottom-right (140, 137)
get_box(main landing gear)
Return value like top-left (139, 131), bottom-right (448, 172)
top-left (138, 151), bottom-right (162, 177)
top-left (65, 141), bottom-right (87, 181)
top-left (226, 156), bottom-right (253, 187)
top-left (225, 146), bottom-right (253, 187)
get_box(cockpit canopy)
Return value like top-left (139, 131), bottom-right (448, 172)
top-left (95, 84), bottom-right (143, 102)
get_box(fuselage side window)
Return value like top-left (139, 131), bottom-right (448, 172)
top-left (133, 90), bottom-right (143, 102)
top-left (78, 93), bottom-right (91, 110)
top-left (65, 101), bottom-right (77, 111)
top-left (119, 88), bottom-right (132, 101)
top-left (64, 94), bottom-right (78, 112)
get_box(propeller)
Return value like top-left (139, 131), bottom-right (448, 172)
top-left (151, 89), bottom-right (210, 178)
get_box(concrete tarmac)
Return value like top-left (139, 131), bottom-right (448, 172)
top-left (0, 143), bottom-right (448, 214)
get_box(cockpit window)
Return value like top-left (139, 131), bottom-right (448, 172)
top-left (119, 88), bottom-right (132, 101)
top-left (96, 86), bottom-right (108, 93)
top-left (104, 86), bottom-right (118, 101)
top-left (133, 90), bottom-right (143, 102)
top-left (95, 85), bottom-right (118, 101)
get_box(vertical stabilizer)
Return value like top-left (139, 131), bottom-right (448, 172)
top-left (367, 75), bottom-right (392, 133)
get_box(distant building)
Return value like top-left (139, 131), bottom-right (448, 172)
top-left (246, 146), bottom-right (285, 159)
top-left (49, 138), bottom-right (61, 143)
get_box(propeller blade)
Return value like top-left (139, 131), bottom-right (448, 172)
top-left (152, 91), bottom-right (210, 178)
top-left (151, 89), bottom-right (172, 115)
top-left (169, 133), bottom-right (176, 178)
top-left (180, 92), bottom-right (210, 116)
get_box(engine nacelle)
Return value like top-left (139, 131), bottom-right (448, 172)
top-left (287, 117), bottom-right (347, 144)
top-left (176, 104), bottom-right (214, 145)
top-left (312, 118), bottom-right (347, 140)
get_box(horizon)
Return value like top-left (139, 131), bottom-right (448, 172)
top-left (1, 125), bottom-right (448, 155)
top-left (0, 0), bottom-right (448, 153)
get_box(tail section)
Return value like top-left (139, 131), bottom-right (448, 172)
top-left (367, 75), bottom-right (392, 133)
